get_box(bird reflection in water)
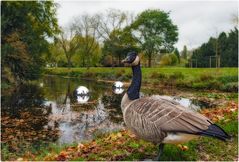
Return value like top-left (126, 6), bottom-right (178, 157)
top-left (112, 81), bottom-right (124, 94)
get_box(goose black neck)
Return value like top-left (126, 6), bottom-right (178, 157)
top-left (127, 63), bottom-right (141, 100)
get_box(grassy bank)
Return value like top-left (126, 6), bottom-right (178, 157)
top-left (45, 67), bottom-right (238, 92)
top-left (3, 101), bottom-right (237, 161)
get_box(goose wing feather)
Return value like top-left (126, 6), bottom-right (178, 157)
top-left (124, 95), bottom-right (211, 142)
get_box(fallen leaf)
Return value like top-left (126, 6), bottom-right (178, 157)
top-left (77, 143), bottom-right (84, 151)
top-left (17, 157), bottom-right (23, 161)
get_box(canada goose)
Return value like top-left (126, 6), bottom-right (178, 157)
top-left (121, 51), bottom-right (230, 160)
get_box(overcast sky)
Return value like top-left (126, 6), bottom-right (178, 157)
top-left (56, 0), bottom-right (238, 51)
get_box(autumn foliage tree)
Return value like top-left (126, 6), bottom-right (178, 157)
top-left (1, 1), bottom-right (59, 83)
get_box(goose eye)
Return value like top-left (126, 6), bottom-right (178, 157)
top-left (127, 55), bottom-right (135, 63)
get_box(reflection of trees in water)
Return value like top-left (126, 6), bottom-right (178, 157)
top-left (42, 75), bottom-right (110, 104)
top-left (2, 76), bottom-right (125, 145)
top-left (1, 83), bottom-right (49, 117)
top-left (41, 77), bottom-right (110, 143)
top-left (1, 83), bottom-right (60, 152)
top-left (48, 99), bottom-right (112, 143)
top-left (48, 88), bottom-right (124, 143)
top-left (102, 92), bottom-right (124, 124)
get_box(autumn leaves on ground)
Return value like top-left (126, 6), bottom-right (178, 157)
top-left (2, 100), bottom-right (238, 161)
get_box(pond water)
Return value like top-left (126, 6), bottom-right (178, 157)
top-left (1, 75), bottom-right (212, 147)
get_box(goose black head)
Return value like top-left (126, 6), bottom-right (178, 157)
top-left (122, 51), bottom-right (140, 66)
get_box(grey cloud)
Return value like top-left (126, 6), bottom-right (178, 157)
top-left (57, 0), bottom-right (237, 51)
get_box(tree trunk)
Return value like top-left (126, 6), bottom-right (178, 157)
top-left (87, 56), bottom-right (90, 69)
top-left (67, 58), bottom-right (71, 70)
top-left (148, 53), bottom-right (152, 67)
top-left (111, 55), bottom-right (113, 68)
top-left (118, 55), bottom-right (121, 66)
top-left (82, 57), bottom-right (85, 67)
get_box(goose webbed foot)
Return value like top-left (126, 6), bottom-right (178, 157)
top-left (156, 143), bottom-right (164, 161)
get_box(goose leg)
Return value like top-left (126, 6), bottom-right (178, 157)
top-left (156, 143), bottom-right (164, 161)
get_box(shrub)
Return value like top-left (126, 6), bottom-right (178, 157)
top-left (176, 80), bottom-right (193, 88)
top-left (70, 71), bottom-right (79, 77)
top-left (170, 54), bottom-right (178, 65)
top-left (199, 73), bottom-right (214, 81)
top-left (150, 72), bottom-right (167, 80)
top-left (115, 69), bottom-right (125, 78)
top-left (125, 73), bottom-right (132, 79)
top-left (218, 76), bottom-right (238, 84)
top-left (220, 82), bottom-right (238, 92)
top-left (192, 80), bottom-right (222, 90)
top-left (158, 73), bottom-right (167, 79)
top-left (160, 54), bottom-right (178, 66)
top-left (169, 72), bottom-right (184, 80)
top-left (153, 80), bottom-right (160, 86)
top-left (150, 72), bottom-right (158, 78)
top-left (101, 55), bottom-right (113, 67)
top-left (144, 80), bottom-right (149, 84)
top-left (206, 80), bottom-right (222, 89)
top-left (83, 71), bottom-right (95, 78)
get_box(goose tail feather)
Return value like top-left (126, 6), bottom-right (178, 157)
top-left (199, 124), bottom-right (230, 141)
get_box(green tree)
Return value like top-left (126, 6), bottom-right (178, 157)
top-left (72, 36), bottom-right (101, 67)
top-left (220, 28), bottom-right (238, 67)
top-left (43, 42), bottom-right (66, 67)
top-left (191, 28), bottom-right (238, 67)
top-left (170, 54), bottom-right (178, 65)
top-left (130, 9), bottom-right (178, 67)
top-left (102, 28), bottom-right (138, 66)
top-left (160, 53), bottom-right (178, 66)
top-left (1, 1), bottom-right (59, 83)
top-left (174, 48), bottom-right (180, 63)
top-left (181, 45), bottom-right (188, 59)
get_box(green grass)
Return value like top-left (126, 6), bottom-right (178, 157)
top-left (1, 141), bottom-right (78, 161)
top-left (46, 67), bottom-right (238, 78)
top-left (45, 67), bottom-right (238, 92)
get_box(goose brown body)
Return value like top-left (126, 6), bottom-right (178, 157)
top-left (121, 94), bottom-right (211, 144)
top-left (121, 51), bottom-right (229, 152)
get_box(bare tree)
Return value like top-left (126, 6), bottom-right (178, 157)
top-left (57, 9), bottom-right (134, 68)
top-left (57, 25), bottom-right (81, 69)
top-left (93, 9), bottom-right (135, 66)
top-left (94, 9), bottom-right (134, 41)
top-left (73, 14), bottom-right (100, 67)
top-left (231, 13), bottom-right (238, 26)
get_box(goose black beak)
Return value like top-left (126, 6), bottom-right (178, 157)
top-left (121, 59), bottom-right (127, 63)
top-left (121, 57), bottom-right (129, 63)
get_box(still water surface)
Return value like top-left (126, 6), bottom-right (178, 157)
top-left (1, 75), bottom-right (209, 145)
